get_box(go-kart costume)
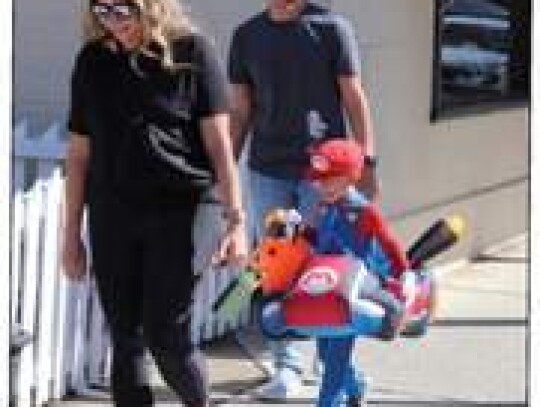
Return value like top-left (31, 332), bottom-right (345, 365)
top-left (313, 188), bottom-right (408, 407)
top-left (211, 137), bottom-right (458, 406)
top-left (260, 187), bottom-right (409, 406)
top-left (260, 137), bottom-right (409, 406)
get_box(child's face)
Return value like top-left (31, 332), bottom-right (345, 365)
top-left (313, 175), bottom-right (352, 203)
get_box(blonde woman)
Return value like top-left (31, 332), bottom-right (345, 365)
top-left (62, 1), bottom-right (247, 406)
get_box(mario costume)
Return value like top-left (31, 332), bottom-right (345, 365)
top-left (260, 138), bottom-right (411, 406)
top-left (309, 139), bottom-right (410, 407)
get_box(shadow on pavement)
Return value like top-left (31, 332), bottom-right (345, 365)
top-left (200, 331), bottom-right (267, 360)
top-left (369, 402), bottom-right (526, 406)
top-left (367, 400), bottom-right (527, 407)
top-left (209, 396), bottom-right (528, 406)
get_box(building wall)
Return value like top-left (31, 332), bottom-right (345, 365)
top-left (14, 0), bottom-right (83, 133)
top-left (13, 0), bottom-right (529, 257)
top-left (332, 0), bottom-right (529, 256)
top-left (13, 1), bottom-right (328, 131)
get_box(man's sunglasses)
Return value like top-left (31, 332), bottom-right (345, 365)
top-left (91, 2), bottom-right (140, 20)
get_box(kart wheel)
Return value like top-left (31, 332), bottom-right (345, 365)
top-left (400, 315), bottom-right (429, 338)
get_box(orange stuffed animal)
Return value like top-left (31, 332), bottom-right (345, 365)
top-left (249, 208), bottom-right (312, 295)
top-left (251, 236), bottom-right (311, 295)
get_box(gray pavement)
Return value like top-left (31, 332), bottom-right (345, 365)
top-left (56, 235), bottom-right (528, 406)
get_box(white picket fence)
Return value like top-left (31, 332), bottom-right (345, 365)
top-left (9, 121), bottom-right (248, 406)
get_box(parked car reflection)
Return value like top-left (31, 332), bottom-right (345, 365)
top-left (440, 0), bottom-right (511, 95)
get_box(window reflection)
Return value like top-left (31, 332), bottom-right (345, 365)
top-left (433, 0), bottom-right (530, 117)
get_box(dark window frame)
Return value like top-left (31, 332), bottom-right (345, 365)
top-left (430, 0), bottom-right (531, 122)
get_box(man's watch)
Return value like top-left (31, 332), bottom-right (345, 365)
top-left (363, 155), bottom-right (378, 168)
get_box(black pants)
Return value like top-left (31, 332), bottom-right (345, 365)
top-left (88, 197), bottom-right (207, 407)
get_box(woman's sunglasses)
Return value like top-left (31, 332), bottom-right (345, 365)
top-left (91, 2), bottom-right (140, 21)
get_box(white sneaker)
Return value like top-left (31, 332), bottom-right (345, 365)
top-left (346, 374), bottom-right (371, 406)
top-left (252, 367), bottom-right (302, 400)
top-left (302, 354), bottom-right (323, 385)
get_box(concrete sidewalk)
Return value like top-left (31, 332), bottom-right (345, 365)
top-left (57, 235), bottom-right (528, 406)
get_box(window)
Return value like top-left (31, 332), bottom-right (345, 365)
top-left (431, 0), bottom-right (530, 120)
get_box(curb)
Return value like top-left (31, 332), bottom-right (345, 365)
top-left (431, 258), bottom-right (470, 279)
top-left (476, 234), bottom-right (528, 257)
top-left (431, 233), bottom-right (527, 280)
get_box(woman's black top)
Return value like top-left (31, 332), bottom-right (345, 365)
top-left (67, 35), bottom-right (229, 205)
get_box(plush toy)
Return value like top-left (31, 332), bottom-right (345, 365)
top-left (212, 208), bottom-right (311, 320)
top-left (251, 208), bottom-right (312, 295)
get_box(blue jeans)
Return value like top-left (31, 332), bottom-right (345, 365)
top-left (248, 170), bottom-right (319, 373)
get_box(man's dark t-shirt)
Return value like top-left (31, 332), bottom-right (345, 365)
top-left (68, 35), bottom-right (228, 205)
top-left (229, 2), bottom-right (361, 179)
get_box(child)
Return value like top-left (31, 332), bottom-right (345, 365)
top-left (306, 138), bottom-right (411, 407)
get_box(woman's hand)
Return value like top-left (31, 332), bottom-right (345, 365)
top-left (62, 233), bottom-right (88, 281)
top-left (213, 222), bottom-right (248, 268)
top-left (199, 112), bottom-right (247, 268)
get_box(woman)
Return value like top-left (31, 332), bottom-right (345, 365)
top-left (61, 1), bottom-right (247, 406)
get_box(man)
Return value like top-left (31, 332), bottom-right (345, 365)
top-left (228, 0), bottom-right (378, 400)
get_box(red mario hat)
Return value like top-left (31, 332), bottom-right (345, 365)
top-left (306, 138), bottom-right (364, 180)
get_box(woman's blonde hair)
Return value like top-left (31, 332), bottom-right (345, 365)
top-left (82, 0), bottom-right (197, 68)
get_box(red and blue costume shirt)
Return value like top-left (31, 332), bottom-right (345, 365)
top-left (311, 188), bottom-right (409, 280)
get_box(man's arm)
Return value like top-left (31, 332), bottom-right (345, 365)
top-left (229, 82), bottom-right (253, 160)
top-left (339, 75), bottom-right (374, 156)
top-left (339, 75), bottom-right (379, 201)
